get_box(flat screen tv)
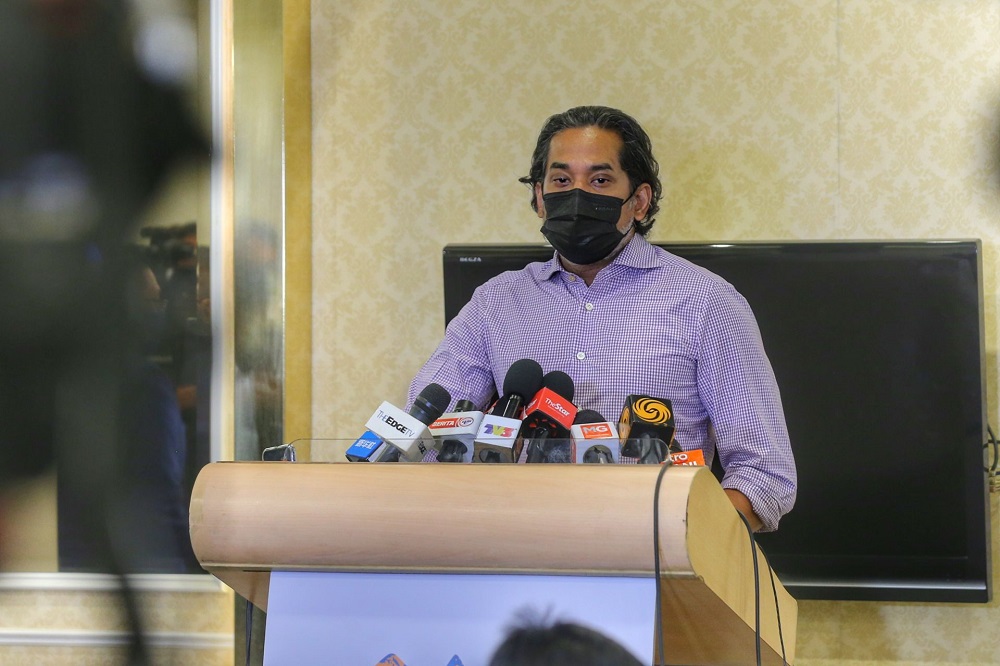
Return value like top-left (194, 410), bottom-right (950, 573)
top-left (442, 240), bottom-right (992, 603)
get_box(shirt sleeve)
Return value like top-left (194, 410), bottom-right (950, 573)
top-left (407, 288), bottom-right (498, 412)
top-left (695, 280), bottom-right (797, 531)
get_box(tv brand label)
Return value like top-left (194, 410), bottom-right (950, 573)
top-left (482, 424), bottom-right (516, 438)
top-left (354, 437), bottom-right (379, 451)
top-left (377, 410), bottom-right (413, 436)
top-left (668, 449), bottom-right (705, 466)
top-left (544, 397), bottom-right (570, 417)
top-left (581, 423), bottom-right (614, 439)
top-left (633, 397), bottom-right (672, 424)
top-left (431, 415), bottom-right (477, 431)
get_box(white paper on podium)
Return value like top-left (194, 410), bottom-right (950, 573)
top-left (263, 571), bottom-right (656, 666)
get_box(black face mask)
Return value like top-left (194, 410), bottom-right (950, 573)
top-left (540, 188), bottom-right (632, 265)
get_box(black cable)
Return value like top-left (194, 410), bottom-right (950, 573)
top-left (653, 468), bottom-right (786, 666)
top-left (766, 564), bottom-right (788, 665)
top-left (735, 511), bottom-right (762, 666)
top-left (651, 462), bottom-right (671, 666)
top-left (245, 598), bottom-right (253, 666)
top-left (986, 425), bottom-right (999, 473)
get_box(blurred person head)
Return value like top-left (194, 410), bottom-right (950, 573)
top-left (488, 616), bottom-right (645, 666)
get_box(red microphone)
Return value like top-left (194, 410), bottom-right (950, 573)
top-left (521, 371), bottom-right (578, 463)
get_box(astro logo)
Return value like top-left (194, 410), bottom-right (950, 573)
top-left (633, 397), bottom-right (672, 424)
top-left (482, 423), bottom-right (516, 438)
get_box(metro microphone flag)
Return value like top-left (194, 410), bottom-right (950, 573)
top-left (521, 371), bottom-right (577, 463)
top-left (619, 395), bottom-right (677, 464)
top-left (570, 409), bottom-right (620, 464)
top-left (667, 448), bottom-right (706, 466)
top-left (473, 359), bottom-right (543, 463)
top-left (365, 383), bottom-right (452, 462)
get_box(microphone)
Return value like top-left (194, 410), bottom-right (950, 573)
top-left (473, 359), bottom-right (543, 463)
top-left (522, 371), bottom-right (577, 463)
top-left (619, 395), bottom-right (678, 464)
top-left (261, 443), bottom-right (297, 462)
top-left (364, 383), bottom-right (452, 462)
top-left (429, 399), bottom-right (483, 463)
top-left (570, 409), bottom-right (620, 464)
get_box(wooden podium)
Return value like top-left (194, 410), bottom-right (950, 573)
top-left (190, 462), bottom-right (796, 665)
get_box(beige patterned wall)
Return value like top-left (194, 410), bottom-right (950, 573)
top-left (311, 1), bottom-right (1000, 664)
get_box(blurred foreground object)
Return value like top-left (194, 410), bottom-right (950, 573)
top-left (0, 0), bottom-right (207, 661)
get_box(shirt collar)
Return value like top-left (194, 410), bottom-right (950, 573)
top-left (533, 233), bottom-right (659, 281)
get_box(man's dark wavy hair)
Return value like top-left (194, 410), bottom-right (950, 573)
top-left (518, 105), bottom-right (663, 235)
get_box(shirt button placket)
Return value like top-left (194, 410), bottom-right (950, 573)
top-left (576, 302), bottom-right (594, 362)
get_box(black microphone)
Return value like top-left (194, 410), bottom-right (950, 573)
top-left (368, 383), bottom-right (452, 462)
top-left (473, 359), bottom-right (544, 463)
top-left (523, 371), bottom-right (577, 463)
top-left (453, 399), bottom-right (476, 412)
top-left (489, 359), bottom-right (544, 418)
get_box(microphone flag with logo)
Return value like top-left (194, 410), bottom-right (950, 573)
top-left (429, 399), bottom-right (483, 463)
top-left (360, 383), bottom-right (452, 462)
top-left (522, 370), bottom-right (578, 463)
top-left (570, 409), bottom-right (619, 464)
top-left (473, 359), bottom-right (543, 463)
top-left (619, 395), bottom-right (678, 464)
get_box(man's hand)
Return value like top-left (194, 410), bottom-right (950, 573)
top-left (724, 488), bottom-right (763, 532)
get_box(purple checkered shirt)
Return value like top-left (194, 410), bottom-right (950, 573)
top-left (409, 234), bottom-right (797, 531)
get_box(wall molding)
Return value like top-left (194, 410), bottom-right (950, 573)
top-left (0, 628), bottom-right (230, 649)
top-left (0, 573), bottom-right (224, 593)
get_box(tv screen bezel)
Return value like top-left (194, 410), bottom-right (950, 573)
top-left (442, 239), bottom-right (992, 603)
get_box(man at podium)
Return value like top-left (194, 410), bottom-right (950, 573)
top-left (408, 105), bottom-right (796, 533)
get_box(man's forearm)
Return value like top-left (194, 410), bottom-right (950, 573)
top-left (724, 488), bottom-right (763, 532)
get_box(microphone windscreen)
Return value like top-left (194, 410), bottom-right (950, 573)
top-left (502, 358), bottom-right (544, 399)
top-left (574, 409), bottom-right (605, 425)
top-left (543, 443), bottom-right (572, 463)
top-left (454, 399), bottom-right (476, 412)
top-left (541, 370), bottom-right (575, 401)
top-left (409, 382), bottom-right (452, 424)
